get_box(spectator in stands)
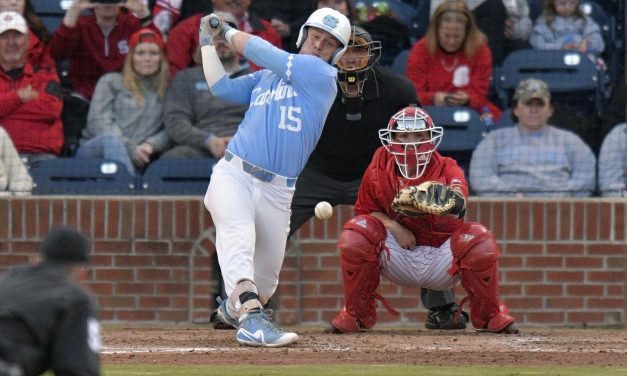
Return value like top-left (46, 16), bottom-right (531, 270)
top-left (76, 29), bottom-right (170, 175)
top-left (529, 0), bottom-right (604, 57)
top-left (408, 0), bottom-right (502, 121)
top-left (150, 0), bottom-right (185, 37)
top-left (0, 0), bottom-right (53, 68)
top-left (316, 0), bottom-right (355, 19)
top-left (431, 0), bottom-right (508, 65)
top-left (49, 0), bottom-right (155, 100)
top-left (249, 0), bottom-right (316, 52)
top-left (166, 0), bottom-right (282, 76)
top-left (601, 83), bottom-right (625, 141)
top-left (598, 123), bottom-right (626, 197)
top-left (0, 11), bottom-right (63, 166)
top-left (161, 11), bottom-right (248, 159)
top-left (148, 0), bottom-right (213, 37)
top-left (0, 126), bottom-right (32, 195)
top-left (503, 0), bottom-right (533, 54)
top-left (362, 2), bottom-right (413, 67)
top-left (469, 78), bottom-right (596, 197)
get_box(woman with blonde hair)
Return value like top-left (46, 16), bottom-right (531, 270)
top-left (76, 28), bottom-right (170, 175)
top-left (406, 0), bottom-right (501, 121)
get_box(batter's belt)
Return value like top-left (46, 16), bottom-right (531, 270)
top-left (224, 150), bottom-right (297, 188)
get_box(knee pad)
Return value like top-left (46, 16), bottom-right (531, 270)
top-left (339, 214), bottom-right (387, 264)
top-left (449, 222), bottom-right (499, 275)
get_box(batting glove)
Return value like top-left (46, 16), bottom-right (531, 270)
top-left (199, 13), bottom-right (236, 46)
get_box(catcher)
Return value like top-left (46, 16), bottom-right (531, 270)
top-left (328, 105), bottom-right (519, 334)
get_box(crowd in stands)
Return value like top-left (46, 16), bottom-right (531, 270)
top-left (0, 0), bottom-right (624, 197)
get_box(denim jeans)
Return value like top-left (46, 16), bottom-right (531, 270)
top-left (75, 133), bottom-right (135, 175)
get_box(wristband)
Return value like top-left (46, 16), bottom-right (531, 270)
top-left (224, 28), bottom-right (238, 45)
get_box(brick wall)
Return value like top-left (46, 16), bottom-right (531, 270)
top-left (0, 197), bottom-right (624, 328)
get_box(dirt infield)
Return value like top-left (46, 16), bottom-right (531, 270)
top-left (103, 326), bottom-right (627, 367)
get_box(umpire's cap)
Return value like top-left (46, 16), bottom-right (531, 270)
top-left (40, 227), bottom-right (91, 264)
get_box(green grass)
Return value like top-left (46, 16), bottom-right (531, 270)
top-left (102, 365), bottom-right (627, 376)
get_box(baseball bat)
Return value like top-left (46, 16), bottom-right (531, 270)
top-left (209, 17), bottom-right (220, 29)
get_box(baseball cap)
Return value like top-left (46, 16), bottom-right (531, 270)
top-left (0, 11), bottom-right (27, 35)
top-left (129, 28), bottom-right (165, 50)
top-left (40, 227), bottom-right (91, 264)
top-left (513, 78), bottom-right (551, 104)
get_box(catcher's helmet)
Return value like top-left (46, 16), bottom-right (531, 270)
top-left (295, 7), bottom-right (351, 65)
top-left (379, 106), bottom-right (443, 179)
top-left (335, 25), bottom-right (382, 98)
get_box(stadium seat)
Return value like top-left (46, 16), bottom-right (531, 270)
top-left (425, 106), bottom-right (486, 152)
top-left (494, 49), bottom-right (603, 114)
top-left (31, 0), bottom-right (69, 33)
top-left (30, 158), bottom-right (136, 195)
top-left (140, 158), bottom-right (218, 195)
top-left (390, 49), bottom-right (409, 75)
top-left (491, 108), bottom-right (515, 131)
top-left (425, 106), bottom-right (486, 176)
top-left (580, 1), bottom-right (612, 49)
top-left (528, 0), bottom-right (543, 21)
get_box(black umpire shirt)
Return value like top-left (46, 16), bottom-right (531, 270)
top-left (0, 263), bottom-right (100, 376)
top-left (306, 65), bottom-right (418, 181)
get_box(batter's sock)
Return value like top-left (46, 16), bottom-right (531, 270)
top-left (239, 291), bottom-right (261, 314)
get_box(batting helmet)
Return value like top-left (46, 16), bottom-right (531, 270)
top-left (295, 7), bottom-right (351, 65)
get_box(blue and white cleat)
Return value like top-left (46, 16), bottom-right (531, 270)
top-left (215, 297), bottom-right (238, 329)
top-left (236, 311), bottom-right (298, 347)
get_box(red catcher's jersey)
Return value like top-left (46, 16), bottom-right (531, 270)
top-left (355, 146), bottom-right (469, 247)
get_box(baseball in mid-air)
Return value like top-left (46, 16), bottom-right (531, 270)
top-left (314, 201), bottom-right (333, 220)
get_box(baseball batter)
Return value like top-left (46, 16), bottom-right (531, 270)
top-left (328, 106), bottom-right (519, 334)
top-left (199, 8), bottom-right (351, 347)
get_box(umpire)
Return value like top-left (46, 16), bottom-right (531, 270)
top-left (0, 227), bottom-right (101, 376)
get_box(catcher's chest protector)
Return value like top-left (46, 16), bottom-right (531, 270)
top-left (336, 215), bottom-right (388, 328)
top-left (449, 222), bottom-right (515, 332)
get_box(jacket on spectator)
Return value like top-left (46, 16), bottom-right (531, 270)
top-left (82, 72), bottom-right (169, 157)
top-left (530, 14), bottom-right (605, 54)
top-left (469, 125), bottom-right (596, 197)
top-left (406, 37), bottom-right (501, 120)
top-left (49, 12), bottom-right (158, 100)
top-left (0, 127), bottom-right (32, 195)
top-left (164, 66), bottom-right (247, 152)
top-left (0, 63), bottom-right (63, 155)
top-left (27, 30), bottom-right (54, 69)
top-left (166, 13), bottom-right (282, 76)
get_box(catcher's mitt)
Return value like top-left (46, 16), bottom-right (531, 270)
top-left (392, 181), bottom-right (461, 217)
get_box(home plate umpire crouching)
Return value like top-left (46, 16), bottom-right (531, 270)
top-left (0, 227), bottom-right (101, 376)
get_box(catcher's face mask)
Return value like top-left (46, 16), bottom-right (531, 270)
top-left (336, 25), bottom-right (381, 121)
top-left (379, 106), bottom-right (443, 179)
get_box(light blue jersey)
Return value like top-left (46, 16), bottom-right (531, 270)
top-left (211, 37), bottom-right (338, 178)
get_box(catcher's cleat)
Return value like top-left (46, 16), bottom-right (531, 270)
top-left (425, 302), bottom-right (469, 330)
top-left (327, 308), bottom-right (372, 334)
top-left (500, 321), bottom-right (520, 334)
top-left (214, 297), bottom-right (238, 329)
top-left (471, 302), bottom-right (519, 334)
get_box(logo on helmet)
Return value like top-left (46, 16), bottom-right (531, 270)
top-left (323, 15), bottom-right (339, 29)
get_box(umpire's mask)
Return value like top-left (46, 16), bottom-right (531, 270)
top-left (335, 25), bottom-right (381, 121)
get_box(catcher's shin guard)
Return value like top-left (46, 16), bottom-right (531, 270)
top-left (330, 215), bottom-right (390, 333)
top-left (449, 222), bottom-right (517, 333)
